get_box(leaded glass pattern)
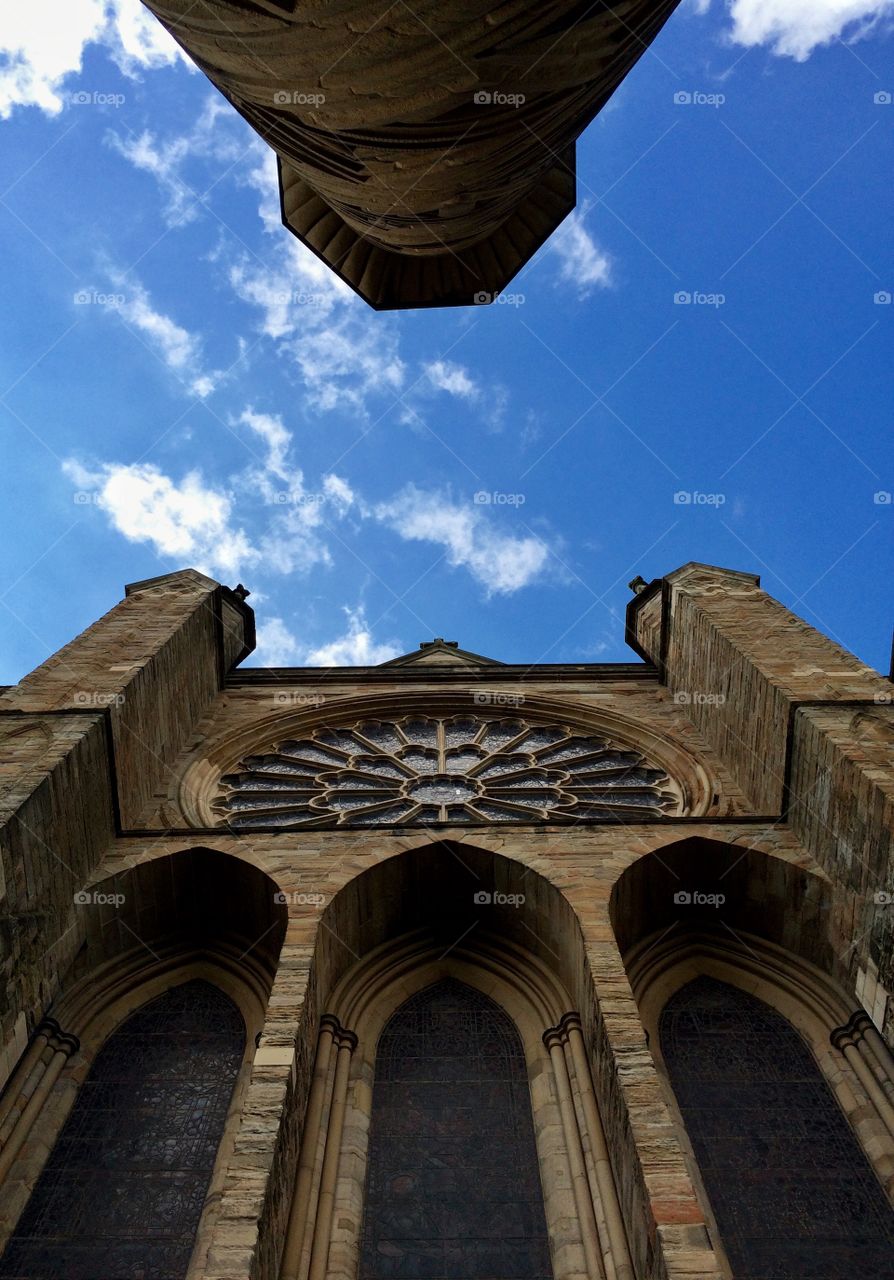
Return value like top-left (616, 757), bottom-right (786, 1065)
top-left (660, 976), bottom-right (894, 1280)
top-left (359, 980), bottom-right (552, 1280)
top-left (216, 715), bottom-right (676, 828)
top-left (0, 980), bottom-right (245, 1280)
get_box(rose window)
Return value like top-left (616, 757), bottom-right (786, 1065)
top-left (216, 715), bottom-right (678, 828)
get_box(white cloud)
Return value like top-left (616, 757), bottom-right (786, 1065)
top-left (424, 360), bottom-right (480, 400)
top-left (63, 459), bottom-right (257, 577)
top-left (236, 408), bottom-right (292, 479)
top-left (305, 607), bottom-right (402, 666)
top-left (111, 277), bottom-right (219, 398)
top-left (551, 211), bottom-right (612, 296)
top-left (62, 396), bottom-right (360, 583)
top-left (724, 0), bottom-right (894, 59)
top-left (322, 474), bottom-right (356, 514)
top-left (109, 120), bottom-right (406, 415)
top-left (225, 142), bottom-right (406, 413)
top-left (375, 487), bottom-right (549, 595)
top-left (107, 129), bottom-right (198, 226)
top-left (107, 98), bottom-right (246, 227)
top-left (252, 607), bottom-right (401, 667)
top-left (0, 0), bottom-right (183, 119)
top-left (228, 241), bottom-right (405, 412)
top-left (253, 616), bottom-right (303, 666)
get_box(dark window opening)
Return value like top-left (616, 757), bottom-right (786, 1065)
top-left (0, 979), bottom-right (245, 1280)
top-left (359, 978), bottom-right (552, 1280)
top-left (661, 975), bottom-right (894, 1279)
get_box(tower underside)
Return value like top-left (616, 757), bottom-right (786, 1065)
top-left (139, 0), bottom-right (680, 308)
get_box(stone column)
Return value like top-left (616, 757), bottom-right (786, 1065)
top-left (280, 1016), bottom-right (357, 1280)
top-left (307, 1022), bottom-right (358, 1280)
top-left (832, 1011), bottom-right (894, 1142)
top-left (560, 1014), bottom-right (634, 1280)
top-left (0, 1020), bottom-right (79, 1183)
top-left (280, 1015), bottom-right (339, 1280)
top-left (544, 1023), bottom-right (606, 1280)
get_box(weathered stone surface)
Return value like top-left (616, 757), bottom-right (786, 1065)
top-left (1, 562), bottom-right (892, 1279)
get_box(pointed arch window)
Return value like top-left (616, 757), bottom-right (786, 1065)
top-left (660, 976), bottom-right (894, 1278)
top-left (359, 979), bottom-right (552, 1280)
top-left (0, 980), bottom-right (245, 1280)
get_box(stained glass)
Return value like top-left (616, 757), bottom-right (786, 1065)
top-left (0, 981), bottom-right (245, 1280)
top-left (660, 976), bottom-right (894, 1279)
top-left (359, 980), bottom-right (552, 1280)
top-left (217, 715), bottom-right (676, 828)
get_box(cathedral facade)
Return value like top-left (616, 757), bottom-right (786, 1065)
top-left (0, 561), bottom-right (893, 1280)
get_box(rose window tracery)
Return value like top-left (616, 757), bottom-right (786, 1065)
top-left (216, 715), bottom-right (678, 828)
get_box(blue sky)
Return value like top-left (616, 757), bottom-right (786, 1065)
top-left (1, 0), bottom-right (892, 679)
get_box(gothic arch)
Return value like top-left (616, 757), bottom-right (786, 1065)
top-left (277, 842), bottom-right (638, 1280)
top-left (611, 838), bottom-right (894, 1278)
top-left (0, 849), bottom-right (287, 1280)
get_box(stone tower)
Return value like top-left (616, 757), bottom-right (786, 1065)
top-left (0, 563), bottom-right (893, 1279)
top-left (136, 0), bottom-right (681, 308)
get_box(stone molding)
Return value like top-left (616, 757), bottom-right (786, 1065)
top-left (176, 690), bottom-right (719, 830)
top-left (627, 925), bottom-right (894, 1206)
top-left (277, 928), bottom-right (642, 1280)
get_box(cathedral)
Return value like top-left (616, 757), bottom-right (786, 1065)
top-left (0, 562), bottom-right (892, 1280)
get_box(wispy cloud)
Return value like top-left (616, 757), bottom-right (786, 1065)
top-left (107, 275), bottom-right (220, 398)
top-left (106, 99), bottom-right (242, 227)
top-left (550, 210), bottom-right (612, 297)
top-left (375, 486), bottom-right (550, 595)
top-left (62, 458), bottom-right (256, 578)
top-left (423, 360), bottom-right (480, 400)
top-left (0, 0), bottom-right (183, 118)
top-left (723, 0), bottom-right (894, 60)
top-left (253, 606), bottom-right (401, 667)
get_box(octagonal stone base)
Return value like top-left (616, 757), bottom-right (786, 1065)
top-left (279, 150), bottom-right (576, 311)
